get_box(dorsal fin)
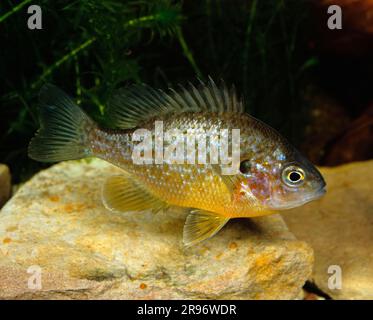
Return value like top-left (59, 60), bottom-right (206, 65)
top-left (107, 78), bottom-right (244, 129)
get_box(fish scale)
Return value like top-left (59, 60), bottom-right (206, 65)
top-left (28, 81), bottom-right (326, 245)
top-left (89, 111), bottom-right (285, 217)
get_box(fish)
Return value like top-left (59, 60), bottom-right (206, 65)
top-left (28, 79), bottom-right (326, 246)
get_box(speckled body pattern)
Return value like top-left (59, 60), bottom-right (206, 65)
top-left (89, 111), bottom-right (295, 218)
top-left (28, 82), bottom-right (326, 244)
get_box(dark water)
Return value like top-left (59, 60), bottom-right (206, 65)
top-left (0, 0), bottom-right (372, 182)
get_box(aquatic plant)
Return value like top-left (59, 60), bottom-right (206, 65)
top-left (0, 0), bottom-right (315, 182)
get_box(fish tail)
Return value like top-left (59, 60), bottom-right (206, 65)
top-left (28, 84), bottom-right (96, 162)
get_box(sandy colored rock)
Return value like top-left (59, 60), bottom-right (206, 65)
top-left (0, 164), bottom-right (11, 208)
top-left (282, 160), bottom-right (373, 300)
top-left (0, 159), bottom-right (313, 300)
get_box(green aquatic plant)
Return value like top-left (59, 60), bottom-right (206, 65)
top-left (0, 0), bottom-right (315, 182)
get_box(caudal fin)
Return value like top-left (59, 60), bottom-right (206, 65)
top-left (28, 84), bottom-right (95, 162)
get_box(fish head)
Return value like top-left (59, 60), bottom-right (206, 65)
top-left (265, 150), bottom-right (326, 210)
top-left (237, 147), bottom-right (326, 211)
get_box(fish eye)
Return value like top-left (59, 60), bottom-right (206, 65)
top-left (239, 160), bottom-right (251, 174)
top-left (282, 165), bottom-right (305, 187)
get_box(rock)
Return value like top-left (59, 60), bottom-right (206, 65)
top-left (0, 159), bottom-right (313, 300)
top-left (323, 104), bottom-right (373, 166)
top-left (282, 160), bottom-right (373, 300)
top-left (0, 164), bottom-right (11, 208)
top-left (300, 85), bottom-right (350, 164)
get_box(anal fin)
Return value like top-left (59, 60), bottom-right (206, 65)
top-left (102, 175), bottom-right (168, 213)
top-left (183, 210), bottom-right (229, 246)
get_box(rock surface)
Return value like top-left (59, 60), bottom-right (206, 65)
top-left (282, 160), bottom-right (373, 300)
top-left (0, 164), bottom-right (11, 208)
top-left (0, 159), bottom-right (313, 300)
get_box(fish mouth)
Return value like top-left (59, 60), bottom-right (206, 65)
top-left (313, 178), bottom-right (327, 199)
top-left (302, 186), bottom-right (326, 203)
top-left (267, 185), bottom-right (326, 210)
top-left (294, 184), bottom-right (327, 207)
top-left (315, 185), bottom-right (326, 198)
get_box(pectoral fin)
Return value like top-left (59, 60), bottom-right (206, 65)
top-left (183, 210), bottom-right (229, 246)
top-left (102, 175), bottom-right (168, 213)
top-left (211, 164), bottom-right (241, 197)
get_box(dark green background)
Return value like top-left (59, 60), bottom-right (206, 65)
top-left (1, 0), bottom-right (371, 182)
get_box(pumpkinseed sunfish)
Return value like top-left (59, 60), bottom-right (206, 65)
top-left (29, 80), bottom-right (326, 246)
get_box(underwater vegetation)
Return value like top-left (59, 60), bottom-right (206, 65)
top-left (0, 0), bottom-right (315, 183)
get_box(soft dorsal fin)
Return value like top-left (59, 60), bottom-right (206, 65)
top-left (107, 77), bottom-right (244, 129)
top-left (183, 209), bottom-right (230, 246)
top-left (102, 174), bottom-right (168, 213)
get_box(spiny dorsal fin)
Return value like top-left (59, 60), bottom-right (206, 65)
top-left (107, 77), bottom-right (244, 129)
top-left (102, 174), bottom-right (168, 213)
top-left (183, 209), bottom-right (230, 246)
